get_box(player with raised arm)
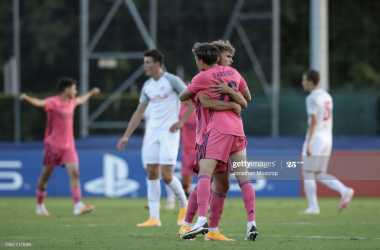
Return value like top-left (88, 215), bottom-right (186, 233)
top-left (299, 69), bottom-right (354, 214)
top-left (179, 43), bottom-right (257, 241)
top-left (20, 77), bottom-right (99, 216)
top-left (117, 49), bottom-right (193, 226)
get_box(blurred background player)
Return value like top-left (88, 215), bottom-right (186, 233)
top-left (142, 103), bottom-right (176, 210)
top-left (299, 69), bottom-right (354, 215)
top-left (117, 49), bottom-right (193, 227)
top-left (20, 77), bottom-right (99, 216)
top-left (179, 98), bottom-right (197, 198)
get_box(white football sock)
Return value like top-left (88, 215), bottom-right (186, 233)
top-left (209, 227), bottom-right (218, 233)
top-left (196, 216), bottom-right (207, 225)
top-left (247, 221), bottom-right (256, 230)
top-left (168, 176), bottom-right (188, 208)
top-left (316, 173), bottom-right (347, 196)
top-left (304, 180), bottom-right (318, 210)
top-left (165, 184), bottom-right (175, 205)
top-left (183, 221), bottom-right (192, 227)
top-left (147, 179), bottom-right (161, 221)
top-left (74, 201), bottom-right (84, 209)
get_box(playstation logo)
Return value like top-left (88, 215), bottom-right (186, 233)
top-left (84, 154), bottom-right (140, 198)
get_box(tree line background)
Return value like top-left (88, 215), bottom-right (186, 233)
top-left (0, 0), bottom-right (379, 94)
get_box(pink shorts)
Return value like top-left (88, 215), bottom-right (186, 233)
top-left (181, 151), bottom-right (197, 176)
top-left (193, 129), bottom-right (247, 174)
top-left (43, 144), bottom-right (79, 168)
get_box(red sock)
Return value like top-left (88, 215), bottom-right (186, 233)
top-left (184, 186), bottom-right (198, 223)
top-left (209, 190), bottom-right (227, 228)
top-left (239, 180), bottom-right (256, 221)
top-left (197, 174), bottom-right (211, 217)
top-left (70, 188), bottom-right (82, 204)
top-left (36, 190), bottom-right (46, 205)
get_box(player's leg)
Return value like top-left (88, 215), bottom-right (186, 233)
top-left (36, 166), bottom-right (54, 216)
top-left (181, 153), bottom-right (196, 198)
top-left (314, 144), bottom-right (354, 210)
top-left (204, 169), bottom-right (235, 241)
top-left (299, 141), bottom-right (321, 214)
top-left (65, 162), bottom-right (94, 215)
top-left (165, 183), bottom-right (176, 210)
top-left (182, 158), bottom-right (217, 240)
top-left (299, 170), bottom-right (320, 214)
top-left (161, 164), bottom-right (188, 225)
top-left (159, 132), bottom-right (188, 225)
top-left (138, 133), bottom-right (162, 226)
top-left (138, 163), bottom-right (161, 226)
top-left (231, 146), bottom-right (258, 241)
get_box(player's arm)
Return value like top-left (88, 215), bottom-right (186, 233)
top-left (117, 103), bottom-right (148, 150)
top-left (179, 88), bottom-right (195, 101)
top-left (306, 114), bottom-right (317, 156)
top-left (76, 87), bottom-right (101, 106)
top-left (198, 93), bottom-right (241, 117)
top-left (240, 87), bottom-right (251, 101)
top-left (20, 93), bottom-right (46, 108)
top-left (170, 99), bottom-right (194, 132)
top-left (210, 78), bottom-right (247, 109)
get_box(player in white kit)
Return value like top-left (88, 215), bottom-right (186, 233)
top-left (299, 69), bottom-right (354, 214)
top-left (117, 49), bottom-right (193, 226)
top-left (142, 103), bottom-right (176, 210)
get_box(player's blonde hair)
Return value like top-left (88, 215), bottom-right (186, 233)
top-left (211, 40), bottom-right (236, 56)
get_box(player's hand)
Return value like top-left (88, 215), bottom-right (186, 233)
top-left (170, 121), bottom-right (184, 132)
top-left (20, 93), bottom-right (27, 101)
top-left (210, 78), bottom-right (232, 96)
top-left (91, 87), bottom-right (101, 95)
top-left (307, 144), bottom-right (312, 156)
top-left (232, 103), bottom-right (242, 118)
top-left (117, 137), bottom-right (129, 150)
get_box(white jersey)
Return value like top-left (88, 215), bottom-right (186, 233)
top-left (305, 88), bottom-right (333, 142)
top-left (139, 72), bottom-right (186, 133)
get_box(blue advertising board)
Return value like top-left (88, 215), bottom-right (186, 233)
top-left (0, 150), bottom-right (300, 197)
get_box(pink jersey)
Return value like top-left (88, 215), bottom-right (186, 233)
top-left (179, 104), bottom-right (197, 153)
top-left (191, 91), bottom-right (210, 146)
top-left (188, 65), bottom-right (247, 137)
top-left (43, 96), bottom-right (77, 149)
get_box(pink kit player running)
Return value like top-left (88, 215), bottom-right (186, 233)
top-left (179, 103), bottom-right (197, 197)
top-left (20, 77), bottom-right (100, 216)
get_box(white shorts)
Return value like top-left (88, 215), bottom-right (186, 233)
top-left (142, 131), bottom-right (180, 166)
top-left (301, 138), bottom-right (332, 173)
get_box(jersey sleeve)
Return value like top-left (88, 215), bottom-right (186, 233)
top-left (187, 74), bottom-right (206, 94)
top-left (238, 72), bottom-right (248, 91)
top-left (192, 90), bottom-right (208, 104)
top-left (306, 96), bottom-right (318, 116)
top-left (166, 73), bottom-right (187, 94)
top-left (139, 82), bottom-right (150, 104)
top-left (43, 97), bottom-right (55, 112)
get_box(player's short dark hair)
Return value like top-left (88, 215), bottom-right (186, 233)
top-left (144, 49), bottom-right (164, 66)
top-left (192, 43), bottom-right (220, 65)
top-left (57, 77), bottom-right (77, 92)
top-left (304, 69), bottom-right (320, 85)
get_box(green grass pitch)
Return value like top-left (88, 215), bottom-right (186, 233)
top-left (1, 197), bottom-right (379, 249)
